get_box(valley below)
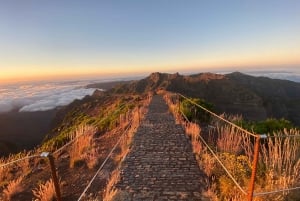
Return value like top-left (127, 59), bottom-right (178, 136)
top-left (0, 110), bottom-right (57, 156)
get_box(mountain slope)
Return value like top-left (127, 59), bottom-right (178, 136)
top-left (111, 72), bottom-right (300, 125)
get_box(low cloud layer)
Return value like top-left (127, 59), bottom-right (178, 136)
top-left (19, 88), bottom-right (95, 112)
top-left (246, 71), bottom-right (300, 83)
top-left (1, 71), bottom-right (300, 113)
top-left (0, 80), bottom-right (97, 113)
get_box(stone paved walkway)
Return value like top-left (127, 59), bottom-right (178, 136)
top-left (114, 95), bottom-right (205, 201)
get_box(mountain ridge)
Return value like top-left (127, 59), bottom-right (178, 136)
top-left (108, 72), bottom-right (300, 126)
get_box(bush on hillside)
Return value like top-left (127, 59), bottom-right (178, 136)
top-left (236, 118), bottom-right (294, 135)
top-left (180, 98), bottom-right (214, 123)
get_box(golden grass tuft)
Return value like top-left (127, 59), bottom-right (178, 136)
top-left (103, 98), bottom-right (150, 201)
top-left (255, 129), bottom-right (300, 200)
top-left (69, 124), bottom-right (97, 168)
top-left (32, 179), bottom-right (56, 201)
top-left (164, 92), bottom-right (300, 201)
top-left (216, 125), bottom-right (243, 154)
top-left (103, 169), bottom-right (120, 201)
top-left (3, 176), bottom-right (24, 200)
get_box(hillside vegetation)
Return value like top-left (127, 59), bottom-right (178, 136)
top-left (0, 89), bottom-right (150, 200)
top-left (1, 72), bottom-right (300, 200)
top-left (114, 72), bottom-right (300, 126)
top-left (165, 92), bottom-right (300, 201)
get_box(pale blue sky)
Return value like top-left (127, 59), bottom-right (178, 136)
top-left (0, 0), bottom-right (299, 82)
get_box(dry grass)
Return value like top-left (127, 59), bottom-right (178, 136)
top-left (32, 179), bottom-right (56, 201)
top-left (203, 178), bottom-right (218, 201)
top-left (0, 162), bottom-right (9, 187)
top-left (254, 129), bottom-right (300, 200)
top-left (2, 176), bottom-right (24, 201)
top-left (216, 125), bottom-right (243, 154)
top-left (103, 98), bottom-right (150, 201)
top-left (69, 124), bottom-right (97, 168)
top-left (103, 169), bottom-right (121, 201)
top-left (0, 150), bottom-right (38, 189)
top-left (16, 151), bottom-right (36, 177)
top-left (165, 92), bottom-right (300, 201)
top-left (242, 133), bottom-right (254, 163)
top-left (163, 93), bottom-right (182, 124)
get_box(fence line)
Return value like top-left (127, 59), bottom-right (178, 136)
top-left (53, 132), bottom-right (87, 155)
top-left (77, 98), bottom-right (150, 200)
top-left (77, 121), bottom-right (133, 201)
top-left (0, 96), bottom-right (149, 201)
top-left (266, 134), bottom-right (300, 138)
top-left (173, 92), bottom-right (300, 199)
top-left (254, 186), bottom-right (300, 196)
top-left (179, 110), bottom-right (247, 195)
top-left (178, 93), bottom-right (257, 137)
top-left (180, 110), bottom-right (190, 122)
top-left (0, 98), bottom-right (140, 167)
top-left (0, 126), bottom-right (93, 168)
top-left (199, 133), bottom-right (248, 195)
top-left (0, 154), bottom-right (40, 168)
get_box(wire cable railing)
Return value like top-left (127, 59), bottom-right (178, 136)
top-left (0, 154), bottom-right (40, 168)
top-left (53, 132), bottom-right (87, 155)
top-left (265, 134), bottom-right (300, 138)
top-left (77, 121), bottom-right (133, 200)
top-left (0, 96), bottom-right (147, 200)
top-left (0, 98), bottom-right (140, 166)
top-left (179, 110), bottom-right (247, 195)
top-left (173, 92), bottom-right (300, 201)
top-left (178, 93), bottom-right (257, 138)
top-left (254, 186), bottom-right (300, 197)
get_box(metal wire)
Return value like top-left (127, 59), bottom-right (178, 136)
top-left (175, 92), bottom-right (300, 198)
top-left (178, 93), bottom-right (258, 138)
top-left (0, 154), bottom-right (39, 168)
top-left (53, 132), bottom-right (85, 155)
top-left (254, 186), bottom-right (300, 196)
top-left (77, 121), bottom-right (133, 201)
top-left (198, 132), bottom-right (248, 195)
top-left (266, 134), bottom-right (300, 138)
top-left (180, 110), bottom-right (190, 122)
top-left (175, 96), bottom-right (248, 195)
top-left (53, 100), bottom-right (137, 155)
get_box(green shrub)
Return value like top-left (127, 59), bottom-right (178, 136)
top-left (180, 98), bottom-right (214, 123)
top-left (236, 118), bottom-right (294, 135)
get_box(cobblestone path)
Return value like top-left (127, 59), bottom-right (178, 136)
top-left (114, 95), bottom-right (205, 201)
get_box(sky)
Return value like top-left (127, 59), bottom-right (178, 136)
top-left (0, 1), bottom-right (300, 83)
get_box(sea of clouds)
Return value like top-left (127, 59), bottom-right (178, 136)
top-left (215, 69), bottom-right (300, 83)
top-left (0, 71), bottom-right (299, 113)
top-left (245, 71), bottom-right (300, 83)
top-left (0, 80), bottom-right (99, 113)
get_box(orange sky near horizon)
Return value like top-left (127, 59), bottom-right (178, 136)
top-left (1, 1), bottom-right (300, 84)
top-left (1, 51), bottom-right (299, 84)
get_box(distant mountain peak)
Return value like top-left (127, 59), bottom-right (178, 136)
top-left (186, 72), bottom-right (225, 83)
top-left (108, 71), bottom-right (300, 126)
top-left (228, 71), bottom-right (246, 76)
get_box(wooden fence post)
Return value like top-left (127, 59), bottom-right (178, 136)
top-left (41, 152), bottom-right (62, 201)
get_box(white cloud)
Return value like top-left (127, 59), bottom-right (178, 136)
top-left (19, 88), bottom-right (96, 112)
top-left (0, 100), bottom-right (14, 113)
top-left (246, 72), bottom-right (300, 83)
top-left (0, 80), bottom-right (98, 113)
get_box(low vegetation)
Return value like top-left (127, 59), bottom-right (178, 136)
top-left (235, 118), bottom-right (295, 135)
top-left (180, 97), bottom-right (214, 123)
top-left (1, 86), bottom-right (299, 200)
top-left (0, 93), bottom-right (150, 200)
top-left (69, 124), bottom-right (97, 169)
top-left (165, 92), bottom-right (300, 201)
top-left (3, 176), bottom-right (24, 201)
top-left (32, 179), bottom-right (56, 201)
top-left (103, 95), bottom-right (151, 201)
